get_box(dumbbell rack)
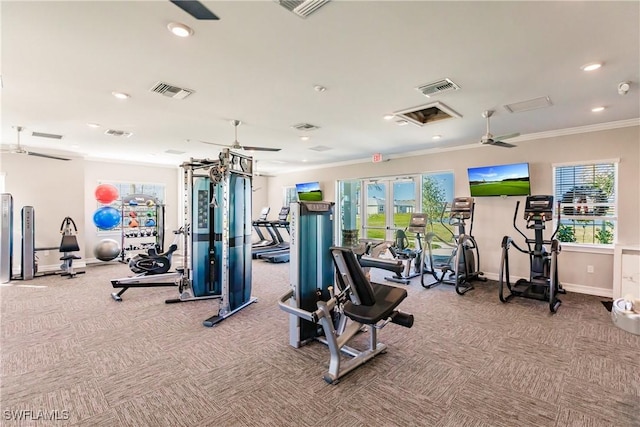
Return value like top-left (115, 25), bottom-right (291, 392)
top-left (119, 203), bottom-right (165, 263)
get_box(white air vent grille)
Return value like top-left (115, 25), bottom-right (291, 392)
top-left (149, 81), bottom-right (194, 100)
top-left (276, 0), bottom-right (330, 18)
top-left (416, 78), bottom-right (460, 97)
top-left (105, 129), bottom-right (133, 138)
top-left (504, 96), bottom-right (552, 113)
top-left (292, 123), bottom-right (320, 131)
top-left (32, 131), bottom-right (63, 139)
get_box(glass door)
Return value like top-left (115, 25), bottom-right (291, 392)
top-left (362, 177), bottom-right (420, 242)
top-left (363, 180), bottom-right (388, 240)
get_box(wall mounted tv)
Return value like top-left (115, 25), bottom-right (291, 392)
top-left (296, 181), bottom-right (323, 201)
top-left (467, 162), bottom-right (531, 197)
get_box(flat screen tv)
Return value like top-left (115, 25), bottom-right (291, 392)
top-left (467, 162), bottom-right (531, 197)
top-left (296, 181), bottom-right (323, 201)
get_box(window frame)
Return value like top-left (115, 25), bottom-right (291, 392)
top-left (552, 158), bottom-right (619, 249)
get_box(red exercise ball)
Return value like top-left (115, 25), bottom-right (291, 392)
top-left (95, 184), bottom-right (119, 204)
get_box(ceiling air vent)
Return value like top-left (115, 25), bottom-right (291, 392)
top-left (164, 149), bottom-right (186, 155)
top-left (32, 131), bottom-right (63, 139)
top-left (504, 96), bottom-right (552, 113)
top-left (275, 0), bottom-right (331, 18)
top-left (105, 129), bottom-right (133, 138)
top-left (149, 81), bottom-right (194, 100)
top-left (416, 78), bottom-right (460, 97)
top-left (292, 123), bottom-right (320, 131)
top-left (393, 102), bottom-right (462, 127)
top-left (308, 145), bottom-right (332, 152)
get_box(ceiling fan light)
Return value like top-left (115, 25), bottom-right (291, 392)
top-left (168, 22), bottom-right (194, 37)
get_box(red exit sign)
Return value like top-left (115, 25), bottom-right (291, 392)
top-left (372, 153), bottom-right (383, 163)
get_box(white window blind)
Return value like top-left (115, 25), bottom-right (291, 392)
top-left (553, 162), bottom-right (617, 245)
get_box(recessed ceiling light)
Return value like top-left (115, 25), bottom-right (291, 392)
top-left (432, 135), bottom-right (442, 140)
top-left (395, 119), bottom-right (409, 126)
top-left (313, 85), bottom-right (326, 92)
top-left (87, 123), bottom-right (101, 128)
top-left (167, 22), bottom-right (193, 37)
top-left (112, 91), bottom-right (130, 99)
top-left (383, 114), bottom-right (395, 120)
top-left (581, 62), bottom-right (603, 72)
top-left (71, 144), bottom-right (80, 149)
top-left (591, 106), bottom-right (605, 112)
top-left (302, 159), bottom-right (308, 162)
top-left (300, 136), bottom-right (310, 141)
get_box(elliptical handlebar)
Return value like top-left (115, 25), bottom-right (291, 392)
top-left (550, 201), bottom-right (561, 241)
top-left (512, 201), bottom-right (529, 242)
top-left (438, 202), bottom-right (456, 241)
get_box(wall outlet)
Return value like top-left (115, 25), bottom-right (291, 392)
top-left (587, 265), bottom-right (594, 273)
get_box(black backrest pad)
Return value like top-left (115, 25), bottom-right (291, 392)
top-left (331, 247), bottom-right (376, 306)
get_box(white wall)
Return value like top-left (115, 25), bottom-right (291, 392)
top-left (266, 124), bottom-right (640, 296)
top-left (0, 154), bottom-right (181, 270)
top-left (1, 153), bottom-right (85, 270)
top-left (83, 160), bottom-right (180, 262)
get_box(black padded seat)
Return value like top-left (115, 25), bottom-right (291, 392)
top-left (343, 283), bottom-right (407, 324)
top-left (331, 246), bottom-right (408, 325)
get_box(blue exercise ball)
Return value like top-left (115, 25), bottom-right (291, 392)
top-left (93, 206), bottom-right (121, 230)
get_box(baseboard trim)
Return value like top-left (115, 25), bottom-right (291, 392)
top-left (482, 272), bottom-right (612, 298)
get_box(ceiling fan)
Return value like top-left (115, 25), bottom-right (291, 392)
top-left (196, 120), bottom-right (281, 152)
top-left (479, 110), bottom-right (520, 148)
top-left (170, 0), bottom-right (219, 20)
top-left (1, 126), bottom-right (71, 161)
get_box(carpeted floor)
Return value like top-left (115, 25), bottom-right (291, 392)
top-left (1, 260), bottom-right (639, 427)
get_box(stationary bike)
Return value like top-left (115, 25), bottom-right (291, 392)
top-left (421, 197), bottom-right (485, 294)
top-left (385, 213), bottom-right (427, 284)
top-left (499, 195), bottom-right (565, 313)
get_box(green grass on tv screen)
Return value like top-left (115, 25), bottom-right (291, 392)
top-left (469, 181), bottom-right (530, 197)
top-left (298, 190), bottom-right (323, 201)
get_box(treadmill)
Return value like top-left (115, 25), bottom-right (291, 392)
top-left (252, 207), bottom-right (273, 248)
top-left (252, 207), bottom-right (290, 259)
top-left (259, 214), bottom-right (291, 263)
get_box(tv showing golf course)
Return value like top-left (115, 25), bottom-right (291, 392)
top-left (296, 181), bottom-right (323, 201)
top-left (467, 162), bottom-right (531, 197)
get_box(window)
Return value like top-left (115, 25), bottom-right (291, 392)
top-left (422, 171), bottom-right (454, 240)
top-left (553, 161), bottom-right (617, 245)
top-left (283, 186), bottom-right (297, 208)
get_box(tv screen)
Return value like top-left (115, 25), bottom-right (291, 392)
top-left (296, 181), bottom-right (323, 201)
top-left (467, 163), bottom-right (531, 197)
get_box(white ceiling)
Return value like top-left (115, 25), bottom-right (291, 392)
top-left (1, 1), bottom-right (639, 175)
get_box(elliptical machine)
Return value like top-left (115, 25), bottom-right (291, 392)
top-left (499, 195), bottom-right (565, 313)
top-left (421, 197), bottom-right (485, 294)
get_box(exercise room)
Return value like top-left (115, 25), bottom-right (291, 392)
top-left (1, 1), bottom-right (639, 426)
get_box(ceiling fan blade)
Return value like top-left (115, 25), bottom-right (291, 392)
top-left (494, 132), bottom-right (520, 141)
top-left (170, 0), bottom-right (219, 20)
top-left (27, 151), bottom-right (71, 161)
top-left (490, 141), bottom-right (516, 148)
top-left (241, 145), bottom-right (281, 152)
top-left (196, 140), bottom-right (227, 148)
